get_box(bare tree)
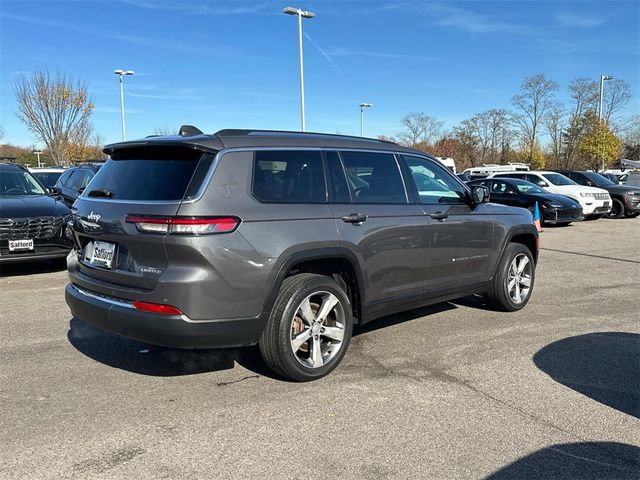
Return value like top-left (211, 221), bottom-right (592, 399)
top-left (601, 79), bottom-right (632, 124)
top-left (398, 112), bottom-right (444, 147)
top-left (562, 78), bottom-right (599, 167)
top-left (152, 126), bottom-right (177, 136)
top-left (14, 70), bottom-right (94, 165)
top-left (0, 126), bottom-right (4, 142)
top-left (543, 102), bottom-right (566, 169)
top-left (511, 73), bottom-right (559, 162)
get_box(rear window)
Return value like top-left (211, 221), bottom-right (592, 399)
top-left (85, 147), bottom-right (214, 201)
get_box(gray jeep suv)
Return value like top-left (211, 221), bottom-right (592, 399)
top-left (65, 127), bottom-right (539, 381)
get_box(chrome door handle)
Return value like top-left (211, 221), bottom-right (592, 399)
top-left (341, 213), bottom-right (368, 224)
top-left (429, 212), bottom-right (449, 220)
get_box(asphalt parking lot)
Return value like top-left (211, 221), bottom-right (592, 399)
top-left (1, 218), bottom-right (639, 480)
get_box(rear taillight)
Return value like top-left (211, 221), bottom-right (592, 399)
top-left (132, 300), bottom-right (183, 315)
top-left (125, 215), bottom-right (240, 235)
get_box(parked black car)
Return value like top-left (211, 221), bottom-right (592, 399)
top-left (0, 163), bottom-right (73, 263)
top-left (468, 177), bottom-right (583, 225)
top-left (555, 170), bottom-right (640, 219)
top-left (54, 163), bottom-right (103, 206)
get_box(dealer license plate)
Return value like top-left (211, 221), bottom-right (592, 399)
top-left (9, 239), bottom-right (34, 251)
top-left (88, 241), bottom-right (116, 269)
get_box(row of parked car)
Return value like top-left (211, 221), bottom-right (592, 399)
top-left (459, 169), bottom-right (640, 225)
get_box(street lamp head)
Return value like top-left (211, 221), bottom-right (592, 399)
top-left (360, 103), bottom-right (373, 108)
top-left (283, 6), bottom-right (315, 18)
top-left (114, 69), bottom-right (135, 76)
top-left (602, 75), bottom-right (613, 81)
top-left (113, 69), bottom-right (125, 75)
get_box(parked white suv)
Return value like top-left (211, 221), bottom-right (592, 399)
top-left (492, 171), bottom-right (611, 217)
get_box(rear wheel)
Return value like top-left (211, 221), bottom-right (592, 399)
top-left (259, 273), bottom-right (353, 381)
top-left (605, 199), bottom-right (625, 219)
top-left (486, 243), bottom-right (535, 312)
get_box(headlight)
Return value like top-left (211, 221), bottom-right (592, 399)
top-left (626, 191), bottom-right (640, 196)
top-left (544, 202), bottom-right (563, 208)
top-left (579, 192), bottom-right (594, 197)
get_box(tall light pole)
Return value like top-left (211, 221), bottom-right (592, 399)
top-left (598, 75), bottom-right (613, 171)
top-left (33, 150), bottom-right (43, 167)
top-left (598, 74), bottom-right (613, 120)
top-left (359, 103), bottom-right (373, 137)
top-left (283, 7), bottom-right (315, 132)
top-left (113, 69), bottom-right (135, 140)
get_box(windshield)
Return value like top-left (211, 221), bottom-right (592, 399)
top-left (584, 171), bottom-right (614, 186)
top-left (543, 173), bottom-right (576, 186)
top-left (86, 147), bottom-right (214, 201)
top-left (31, 172), bottom-right (63, 188)
top-left (508, 179), bottom-right (546, 194)
top-left (0, 170), bottom-right (47, 196)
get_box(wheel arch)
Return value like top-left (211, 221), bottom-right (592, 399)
top-left (262, 248), bottom-right (365, 324)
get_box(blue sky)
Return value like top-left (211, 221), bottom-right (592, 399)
top-left (1, 0), bottom-right (639, 147)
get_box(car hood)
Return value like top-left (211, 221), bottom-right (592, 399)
top-left (549, 184), bottom-right (608, 194)
top-left (529, 192), bottom-right (582, 208)
top-left (0, 195), bottom-right (70, 219)
top-left (604, 184), bottom-right (640, 194)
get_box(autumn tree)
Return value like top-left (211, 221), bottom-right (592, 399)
top-left (579, 112), bottom-right (622, 171)
top-left (14, 70), bottom-right (95, 165)
top-left (511, 73), bottom-right (558, 163)
top-left (398, 112), bottom-right (443, 147)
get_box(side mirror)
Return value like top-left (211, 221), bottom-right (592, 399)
top-left (537, 181), bottom-right (548, 187)
top-left (48, 187), bottom-right (62, 195)
top-left (471, 185), bottom-right (490, 204)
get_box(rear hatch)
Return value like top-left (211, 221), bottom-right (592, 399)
top-left (71, 145), bottom-right (216, 293)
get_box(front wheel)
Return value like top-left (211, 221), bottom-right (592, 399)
top-left (259, 273), bottom-right (353, 381)
top-left (485, 243), bottom-right (535, 312)
top-left (605, 199), bottom-right (625, 219)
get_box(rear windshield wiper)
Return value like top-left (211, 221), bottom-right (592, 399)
top-left (87, 189), bottom-right (114, 198)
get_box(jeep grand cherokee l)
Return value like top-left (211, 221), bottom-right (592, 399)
top-left (65, 127), bottom-right (539, 381)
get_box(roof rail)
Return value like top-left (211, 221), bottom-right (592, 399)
top-left (214, 129), bottom-right (397, 145)
top-left (179, 125), bottom-right (204, 137)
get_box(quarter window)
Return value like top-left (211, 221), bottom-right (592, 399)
top-left (252, 150), bottom-right (326, 203)
top-left (403, 155), bottom-right (466, 204)
top-left (340, 151), bottom-right (407, 204)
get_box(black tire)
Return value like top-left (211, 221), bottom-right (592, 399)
top-left (259, 273), bottom-right (353, 381)
top-left (485, 243), bottom-right (535, 312)
top-left (605, 199), bottom-right (625, 219)
top-left (625, 212), bottom-right (640, 218)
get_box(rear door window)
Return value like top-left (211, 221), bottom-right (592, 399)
top-left (252, 150), bottom-right (326, 203)
top-left (85, 147), bottom-right (214, 201)
top-left (340, 151), bottom-right (407, 204)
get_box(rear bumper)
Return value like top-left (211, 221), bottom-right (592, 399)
top-left (65, 283), bottom-right (267, 349)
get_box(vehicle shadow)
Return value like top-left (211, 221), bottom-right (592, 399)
top-left (0, 258), bottom-right (67, 277)
top-left (67, 318), bottom-right (275, 378)
top-left (485, 442), bottom-right (640, 479)
top-left (533, 332), bottom-right (639, 418)
top-left (353, 302), bottom-right (457, 336)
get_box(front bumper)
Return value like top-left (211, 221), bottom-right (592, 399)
top-left (65, 283), bottom-right (267, 349)
top-left (0, 239), bottom-right (72, 263)
top-left (542, 207), bottom-right (583, 224)
top-left (623, 196), bottom-right (640, 214)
